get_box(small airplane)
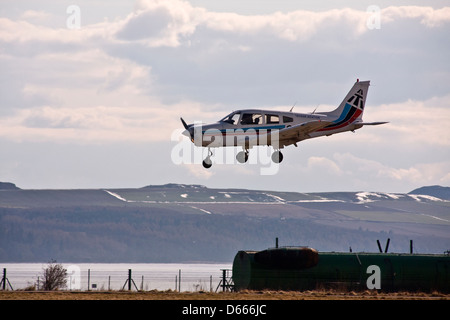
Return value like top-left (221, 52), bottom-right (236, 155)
top-left (181, 79), bottom-right (387, 168)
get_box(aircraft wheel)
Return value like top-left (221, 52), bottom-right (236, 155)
top-left (272, 151), bottom-right (283, 163)
top-left (236, 151), bottom-right (249, 163)
top-left (202, 157), bottom-right (212, 169)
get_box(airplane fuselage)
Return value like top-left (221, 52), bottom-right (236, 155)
top-left (187, 108), bottom-right (362, 149)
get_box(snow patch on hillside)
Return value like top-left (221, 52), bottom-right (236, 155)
top-left (104, 190), bottom-right (128, 202)
top-left (408, 194), bottom-right (443, 202)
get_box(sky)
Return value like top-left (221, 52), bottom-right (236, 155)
top-left (0, 0), bottom-right (449, 193)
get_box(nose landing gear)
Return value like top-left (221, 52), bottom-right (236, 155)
top-left (202, 157), bottom-right (212, 169)
top-left (202, 149), bottom-right (213, 169)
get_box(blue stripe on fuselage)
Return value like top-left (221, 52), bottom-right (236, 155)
top-left (202, 125), bottom-right (285, 134)
top-left (333, 103), bottom-right (352, 124)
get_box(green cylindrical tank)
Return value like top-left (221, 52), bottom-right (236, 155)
top-left (233, 248), bottom-right (450, 292)
top-left (233, 247), bottom-right (319, 291)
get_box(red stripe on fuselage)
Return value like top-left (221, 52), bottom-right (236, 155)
top-left (318, 108), bottom-right (362, 132)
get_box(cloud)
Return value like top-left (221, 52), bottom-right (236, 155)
top-left (0, 46), bottom-right (223, 143)
top-left (20, 10), bottom-right (53, 24)
top-left (184, 163), bottom-right (215, 180)
top-left (113, 2), bottom-right (450, 47)
top-left (115, 0), bottom-right (204, 47)
top-left (0, 18), bottom-right (102, 46)
top-left (306, 156), bottom-right (343, 176)
top-left (366, 95), bottom-right (450, 147)
top-left (0, 48), bottom-right (153, 110)
top-left (382, 6), bottom-right (450, 27)
top-left (0, 101), bottom-right (223, 143)
top-left (288, 152), bottom-right (450, 192)
top-left (332, 153), bottom-right (450, 187)
top-left (2, 3), bottom-right (449, 50)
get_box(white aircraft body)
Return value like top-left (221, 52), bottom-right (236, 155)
top-left (181, 80), bottom-right (387, 168)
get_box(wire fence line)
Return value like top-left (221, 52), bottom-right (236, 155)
top-left (1, 263), bottom-right (232, 292)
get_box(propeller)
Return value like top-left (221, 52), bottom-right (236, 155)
top-left (180, 117), bottom-right (194, 140)
top-left (181, 117), bottom-right (189, 130)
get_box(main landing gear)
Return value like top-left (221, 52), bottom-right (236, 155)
top-left (271, 150), bottom-right (283, 163)
top-left (236, 151), bottom-right (249, 164)
top-left (236, 149), bottom-right (284, 164)
top-left (202, 149), bottom-right (284, 169)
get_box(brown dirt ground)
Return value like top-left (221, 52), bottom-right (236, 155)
top-left (1, 289), bottom-right (449, 300)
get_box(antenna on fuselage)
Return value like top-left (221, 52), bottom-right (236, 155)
top-left (311, 104), bottom-right (319, 114)
top-left (289, 102), bottom-right (297, 112)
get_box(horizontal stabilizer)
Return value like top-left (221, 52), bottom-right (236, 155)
top-left (358, 121), bottom-right (389, 126)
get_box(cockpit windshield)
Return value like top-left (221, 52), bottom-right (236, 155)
top-left (219, 112), bottom-right (241, 125)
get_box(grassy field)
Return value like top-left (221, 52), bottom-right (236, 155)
top-left (1, 289), bottom-right (448, 300)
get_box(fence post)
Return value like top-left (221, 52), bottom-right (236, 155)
top-left (1, 268), bottom-right (16, 290)
top-left (1, 269), bottom-right (5, 290)
top-left (122, 269), bottom-right (138, 291)
top-left (222, 269), bottom-right (226, 292)
top-left (128, 269), bottom-right (132, 291)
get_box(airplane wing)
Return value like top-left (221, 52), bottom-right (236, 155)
top-left (252, 120), bottom-right (333, 148)
top-left (280, 120), bottom-right (332, 140)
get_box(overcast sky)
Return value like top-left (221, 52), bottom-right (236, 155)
top-left (1, 0), bottom-right (449, 193)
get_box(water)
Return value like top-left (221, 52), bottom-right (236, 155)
top-left (0, 263), bottom-right (232, 292)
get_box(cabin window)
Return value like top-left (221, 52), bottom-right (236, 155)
top-left (229, 113), bottom-right (241, 125)
top-left (283, 116), bottom-right (293, 123)
top-left (240, 113), bottom-right (262, 125)
top-left (266, 114), bottom-right (279, 124)
top-left (222, 112), bottom-right (241, 125)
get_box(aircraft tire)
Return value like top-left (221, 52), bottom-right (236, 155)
top-left (272, 151), bottom-right (283, 163)
top-left (202, 158), bottom-right (212, 169)
top-left (236, 151), bottom-right (249, 163)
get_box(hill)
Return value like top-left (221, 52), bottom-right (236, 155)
top-left (0, 182), bottom-right (19, 190)
top-left (0, 183), bottom-right (449, 262)
top-left (409, 185), bottom-right (450, 200)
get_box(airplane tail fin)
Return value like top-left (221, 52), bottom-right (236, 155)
top-left (326, 80), bottom-right (370, 122)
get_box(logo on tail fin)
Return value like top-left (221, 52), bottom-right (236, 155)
top-left (320, 88), bottom-right (365, 131)
top-left (347, 89), bottom-right (365, 110)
